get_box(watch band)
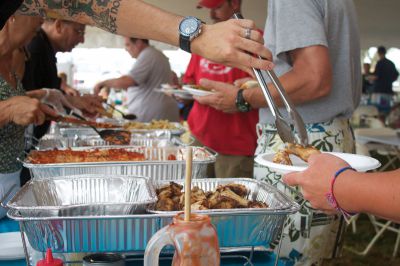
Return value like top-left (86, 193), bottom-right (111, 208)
top-left (236, 89), bottom-right (251, 112)
top-left (179, 34), bottom-right (191, 53)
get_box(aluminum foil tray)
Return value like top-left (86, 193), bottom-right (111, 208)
top-left (7, 175), bottom-right (157, 217)
top-left (56, 127), bottom-right (174, 138)
top-left (150, 178), bottom-right (299, 248)
top-left (37, 135), bottom-right (175, 149)
top-left (23, 146), bottom-right (216, 180)
top-left (8, 210), bottom-right (160, 253)
top-left (123, 122), bottom-right (186, 136)
top-left (7, 179), bottom-right (298, 253)
top-left (58, 123), bottom-right (185, 137)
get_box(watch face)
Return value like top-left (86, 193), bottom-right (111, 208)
top-left (179, 17), bottom-right (199, 36)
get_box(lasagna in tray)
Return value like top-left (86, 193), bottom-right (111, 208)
top-left (27, 148), bottom-right (146, 164)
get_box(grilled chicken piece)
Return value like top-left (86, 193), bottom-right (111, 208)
top-left (217, 183), bottom-right (248, 198)
top-left (191, 200), bottom-right (209, 211)
top-left (158, 189), bottom-right (173, 199)
top-left (286, 143), bottom-right (321, 162)
top-left (179, 186), bottom-right (207, 206)
top-left (169, 182), bottom-right (183, 196)
top-left (248, 201), bottom-right (268, 208)
top-left (273, 150), bottom-right (292, 165)
top-left (156, 198), bottom-right (176, 211)
top-left (220, 189), bottom-right (249, 207)
top-left (211, 199), bottom-right (237, 209)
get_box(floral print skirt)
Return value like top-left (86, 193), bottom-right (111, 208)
top-left (254, 118), bottom-right (354, 266)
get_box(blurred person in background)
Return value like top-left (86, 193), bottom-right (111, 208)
top-left (0, 13), bottom-right (65, 218)
top-left (369, 46), bottom-right (399, 114)
top-left (181, 0), bottom-right (259, 179)
top-left (94, 37), bottom-right (180, 122)
top-left (362, 63), bottom-right (374, 95)
top-left (23, 18), bottom-right (103, 139)
top-left (23, 19), bottom-right (85, 97)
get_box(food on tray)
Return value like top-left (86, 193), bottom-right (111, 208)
top-left (123, 119), bottom-right (178, 130)
top-left (155, 182), bottom-right (268, 211)
top-left (57, 116), bottom-right (118, 128)
top-left (27, 148), bottom-right (146, 164)
top-left (273, 143), bottom-right (321, 166)
top-left (95, 106), bottom-right (114, 118)
top-left (102, 130), bottom-right (131, 145)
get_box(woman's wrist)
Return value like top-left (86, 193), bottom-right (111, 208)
top-left (333, 169), bottom-right (361, 214)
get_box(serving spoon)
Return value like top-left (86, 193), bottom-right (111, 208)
top-left (104, 102), bottom-right (137, 120)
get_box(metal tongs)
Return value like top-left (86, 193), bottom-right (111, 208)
top-left (233, 13), bottom-right (309, 146)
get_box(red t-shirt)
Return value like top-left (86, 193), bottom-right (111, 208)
top-left (183, 54), bottom-right (259, 156)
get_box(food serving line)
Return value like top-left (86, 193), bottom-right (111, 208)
top-left (1, 119), bottom-right (299, 266)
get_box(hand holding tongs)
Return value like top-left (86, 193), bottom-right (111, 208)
top-left (233, 13), bottom-right (309, 146)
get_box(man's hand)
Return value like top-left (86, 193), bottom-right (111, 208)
top-left (193, 79), bottom-right (239, 113)
top-left (40, 88), bottom-right (76, 115)
top-left (4, 96), bottom-right (58, 126)
top-left (66, 94), bottom-right (104, 116)
top-left (191, 19), bottom-right (274, 75)
top-left (93, 82), bottom-right (106, 96)
top-left (62, 85), bottom-right (80, 96)
top-left (283, 153), bottom-right (350, 213)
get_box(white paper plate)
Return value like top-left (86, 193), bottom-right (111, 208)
top-left (182, 85), bottom-right (214, 97)
top-left (160, 83), bottom-right (178, 90)
top-left (156, 88), bottom-right (194, 100)
top-left (255, 152), bottom-right (381, 175)
top-left (0, 232), bottom-right (24, 260)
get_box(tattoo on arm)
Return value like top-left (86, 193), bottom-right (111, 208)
top-left (18, 0), bottom-right (122, 33)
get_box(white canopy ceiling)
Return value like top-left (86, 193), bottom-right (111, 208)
top-left (79, 0), bottom-right (400, 50)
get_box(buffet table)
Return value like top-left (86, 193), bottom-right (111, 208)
top-left (3, 120), bottom-right (297, 266)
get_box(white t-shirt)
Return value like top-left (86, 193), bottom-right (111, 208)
top-left (260, 0), bottom-right (362, 124)
top-left (127, 46), bottom-right (179, 122)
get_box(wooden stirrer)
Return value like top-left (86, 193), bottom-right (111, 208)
top-left (184, 146), bottom-right (193, 221)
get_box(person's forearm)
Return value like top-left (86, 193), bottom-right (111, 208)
top-left (244, 46), bottom-right (332, 109)
top-left (26, 89), bottom-right (46, 100)
top-left (102, 76), bottom-right (135, 90)
top-left (335, 170), bottom-right (400, 222)
top-left (243, 67), bottom-right (332, 109)
top-left (18, 0), bottom-right (182, 46)
top-left (0, 100), bottom-right (12, 127)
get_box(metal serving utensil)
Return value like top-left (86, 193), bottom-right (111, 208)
top-left (70, 112), bottom-right (131, 145)
top-left (233, 13), bottom-right (309, 146)
top-left (104, 102), bottom-right (137, 120)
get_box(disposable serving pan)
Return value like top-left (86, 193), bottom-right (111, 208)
top-left (8, 210), bottom-right (160, 253)
top-left (8, 178), bottom-right (298, 253)
top-left (23, 146), bottom-right (216, 180)
top-left (7, 175), bottom-right (157, 217)
top-left (58, 122), bottom-right (185, 137)
top-left (37, 135), bottom-right (175, 149)
top-left (149, 178), bottom-right (300, 248)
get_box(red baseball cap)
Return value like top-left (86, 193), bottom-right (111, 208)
top-left (197, 0), bottom-right (225, 9)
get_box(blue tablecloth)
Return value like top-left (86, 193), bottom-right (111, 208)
top-left (0, 217), bottom-right (293, 266)
top-left (0, 218), bottom-right (26, 266)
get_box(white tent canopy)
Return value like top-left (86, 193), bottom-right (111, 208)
top-left (78, 0), bottom-right (400, 50)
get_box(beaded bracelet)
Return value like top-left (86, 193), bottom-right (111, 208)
top-left (325, 166), bottom-right (357, 222)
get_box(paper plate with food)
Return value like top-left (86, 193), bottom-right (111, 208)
top-left (255, 143), bottom-right (381, 175)
top-left (182, 85), bottom-right (215, 97)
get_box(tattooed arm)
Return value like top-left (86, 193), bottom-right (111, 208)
top-left (17, 0), bottom-right (273, 72)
